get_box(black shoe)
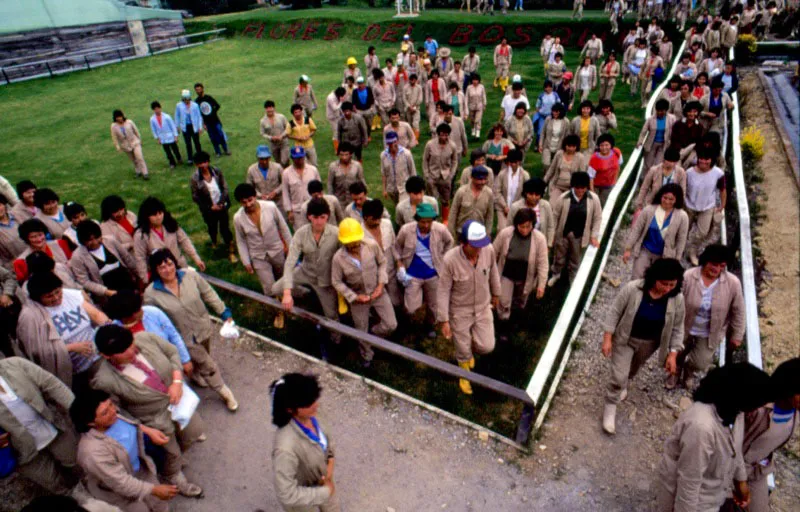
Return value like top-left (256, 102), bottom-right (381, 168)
top-left (142, 175), bottom-right (150, 181)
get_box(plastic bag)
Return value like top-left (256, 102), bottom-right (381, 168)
top-left (219, 319), bottom-right (240, 341)
top-left (168, 383), bottom-right (200, 431)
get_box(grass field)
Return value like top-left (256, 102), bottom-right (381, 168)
top-left (0, 11), bottom-right (646, 436)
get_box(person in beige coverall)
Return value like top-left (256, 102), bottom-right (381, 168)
top-left (270, 373), bottom-right (338, 512)
top-left (437, 220), bottom-right (500, 395)
top-left (110, 110), bottom-right (149, 180)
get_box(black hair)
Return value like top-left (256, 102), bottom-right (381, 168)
top-left (596, 133), bottom-right (615, 148)
top-left (234, 183), bottom-right (257, 202)
top-left (112, 109), bottom-right (125, 121)
top-left (385, 57), bottom-right (393, 64)
top-left (0, 194), bottom-right (7, 205)
top-left (655, 99), bottom-right (670, 111)
top-left (699, 244), bottom-right (731, 267)
top-left (103, 289), bottom-right (143, 320)
top-left (264, 100), bottom-right (275, 109)
top-left (448, 82), bottom-right (459, 90)
top-left (306, 197), bottom-right (330, 217)
top-left (270, 373), bottom-right (322, 427)
top-left (335, 87), bottom-right (346, 98)
top-left (409, 73), bottom-right (418, 80)
top-left (16, 180), bottom-right (36, 197)
top-left (147, 248), bottom-right (178, 282)
top-left (95, 324), bottom-right (134, 356)
top-left (512, 82), bottom-right (523, 91)
top-left (290, 103), bottom-right (303, 114)
top-left (551, 103), bottom-right (565, 117)
top-left (150, 101), bottom-right (161, 110)
top-left (137, 197), bottom-right (178, 234)
top-left (514, 101), bottom-right (528, 114)
top-left (506, 148), bottom-right (523, 163)
top-left (388, 108), bottom-right (400, 116)
top-left (543, 80), bottom-right (553, 89)
top-left (193, 151), bottom-right (211, 164)
top-left (664, 147), bottom-right (681, 162)
top-left (710, 77), bottom-right (725, 89)
top-left (694, 363), bottom-right (771, 425)
top-left (770, 358), bottom-right (800, 402)
top-left (340, 101), bottom-right (353, 111)
top-left (100, 195), bottom-right (126, 222)
top-left (21, 496), bottom-right (88, 512)
top-left (597, 99), bottom-right (614, 112)
top-left (470, 149), bottom-right (486, 164)
top-left (33, 188), bottom-right (59, 210)
top-left (307, 180), bottom-right (324, 195)
top-left (338, 142), bottom-right (354, 154)
top-left (373, 69), bottom-right (384, 79)
top-left (442, 104), bottom-right (454, 113)
top-left (70, 389), bottom-right (111, 434)
top-left (430, 69), bottom-right (440, 78)
top-left (513, 207), bottom-right (537, 228)
top-left (25, 251), bottom-right (55, 276)
top-left (348, 181), bottom-right (367, 196)
top-left (362, 199), bottom-right (384, 220)
top-left (27, 272), bottom-right (62, 302)
top-left (468, 46), bottom-right (476, 52)
top-left (570, 171), bottom-right (591, 189)
top-left (488, 123), bottom-right (507, 140)
top-left (652, 183), bottom-right (685, 210)
top-left (563, 134), bottom-right (581, 150)
top-left (471, 72), bottom-right (481, 82)
top-left (64, 202), bottom-right (86, 221)
top-left (523, 178), bottom-right (546, 197)
top-left (435, 123), bottom-right (451, 135)
top-left (18, 218), bottom-right (49, 242)
top-left (684, 101), bottom-right (702, 114)
top-left (405, 175), bottom-right (425, 194)
top-left (642, 258), bottom-right (684, 297)
top-left (76, 220), bottom-right (102, 245)
top-left (579, 100), bottom-right (594, 112)
top-left (194, 82), bottom-right (203, 89)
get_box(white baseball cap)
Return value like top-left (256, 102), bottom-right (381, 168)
top-left (461, 221), bottom-right (491, 248)
top-left (181, 89), bottom-right (191, 99)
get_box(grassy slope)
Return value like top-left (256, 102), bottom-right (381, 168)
top-left (0, 11), bottom-right (644, 436)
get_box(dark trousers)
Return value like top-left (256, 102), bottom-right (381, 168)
top-left (353, 144), bottom-right (363, 161)
top-left (161, 142), bottom-right (182, 166)
top-left (201, 208), bottom-right (232, 245)
top-left (206, 122), bottom-right (228, 155)
top-left (182, 125), bottom-right (202, 162)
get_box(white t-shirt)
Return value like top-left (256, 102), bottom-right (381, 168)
top-left (205, 178), bottom-right (222, 206)
top-left (689, 278), bottom-right (719, 337)
top-left (0, 376), bottom-right (58, 451)
top-left (685, 166), bottom-right (724, 212)
top-left (579, 67), bottom-right (592, 90)
top-left (46, 288), bottom-right (99, 373)
top-left (501, 95), bottom-right (530, 120)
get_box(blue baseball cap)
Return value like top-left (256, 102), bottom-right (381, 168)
top-left (461, 220), bottom-right (491, 248)
top-left (256, 145), bottom-right (271, 159)
top-left (290, 146), bottom-right (306, 159)
top-left (471, 165), bottom-right (489, 179)
top-left (385, 131), bottom-right (399, 144)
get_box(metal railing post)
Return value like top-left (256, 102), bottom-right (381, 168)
top-left (1, 67), bottom-right (9, 85)
top-left (44, 61), bottom-right (53, 78)
top-left (84, 55), bottom-right (91, 70)
top-left (117, 49), bottom-right (123, 62)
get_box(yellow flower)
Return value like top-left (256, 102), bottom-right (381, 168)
top-left (740, 126), bottom-right (765, 161)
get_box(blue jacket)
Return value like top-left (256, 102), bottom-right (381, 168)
top-left (112, 305), bottom-right (191, 364)
top-left (174, 101), bottom-right (203, 132)
top-left (150, 113), bottom-right (178, 144)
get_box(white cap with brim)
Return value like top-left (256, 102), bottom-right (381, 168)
top-left (462, 220), bottom-right (491, 248)
top-left (356, 77), bottom-right (365, 83)
top-left (181, 89), bottom-right (191, 99)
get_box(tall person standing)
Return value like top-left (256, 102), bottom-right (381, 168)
top-left (110, 110), bottom-right (149, 180)
top-left (190, 152), bottom-right (237, 264)
top-left (149, 101), bottom-right (182, 169)
top-left (195, 83), bottom-right (231, 158)
top-left (174, 90), bottom-right (203, 166)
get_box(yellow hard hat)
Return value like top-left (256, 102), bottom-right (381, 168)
top-left (346, 57), bottom-right (357, 66)
top-left (338, 218), bottom-right (364, 245)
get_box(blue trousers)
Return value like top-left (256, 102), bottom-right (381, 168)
top-left (206, 122), bottom-right (228, 155)
top-left (531, 112), bottom-right (547, 146)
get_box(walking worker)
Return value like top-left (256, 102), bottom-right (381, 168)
top-left (548, 172), bottom-right (602, 286)
top-left (246, 145), bottom-right (283, 204)
top-left (298, 181), bottom-right (346, 230)
top-left (580, 33), bottom-right (605, 64)
top-left (336, 103), bottom-right (369, 162)
top-left (111, 110), bottom-right (149, 180)
top-left (494, 149), bottom-right (530, 232)
top-left (351, 77), bottom-right (376, 138)
top-left (575, 56), bottom-right (598, 102)
top-left (362, 200), bottom-right (400, 307)
top-left (71, 389), bottom-right (178, 512)
top-left (509, 178), bottom-right (555, 248)
top-left (133, 196), bottom-right (205, 282)
top-left (465, 73), bottom-right (487, 139)
top-left (380, 132), bottom-right (417, 205)
top-left (194, 83), bottom-right (230, 157)
top-left (382, 109), bottom-right (417, 150)
top-left (743, 358), bottom-right (800, 512)
top-left (327, 142), bottom-right (366, 208)
top-left (637, 99), bottom-right (676, 171)
top-left (192, 159), bottom-right (237, 265)
top-left (539, 103), bottom-right (569, 168)
top-left (274, 197), bottom-right (340, 328)
top-left (531, 80), bottom-right (559, 149)
top-left (69, 220), bottom-right (138, 300)
top-left (91, 325), bottom-right (204, 498)
top-left (286, 104), bottom-right (318, 167)
top-left (282, 146), bottom-right (321, 230)
top-left (448, 165), bottom-right (494, 239)
top-left (700, 78), bottom-right (734, 135)
top-left (492, 37), bottom-right (512, 89)
top-left (293, 75), bottom-right (318, 117)
top-left (504, 102), bottom-right (534, 162)
top-left (634, 147), bottom-right (686, 213)
top-left (671, 244), bottom-right (745, 390)
top-left (425, 70), bottom-right (447, 131)
top-left (423, 123), bottom-right (459, 221)
top-left (331, 218), bottom-right (397, 366)
top-left (403, 74), bottom-right (423, 140)
top-left (598, 52), bottom-right (621, 101)
top-left (684, 149), bottom-right (725, 265)
top-left (437, 220), bottom-right (500, 395)
top-left (270, 373), bottom-right (338, 512)
top-left (395, 176), bottom-right (439, 227)
top-left (143, 249), bottom-right (239, 412)
top-left (600, 258), bottom-right (685, 435)
top-left (325, 88), bottom-right (345, 154)
top-left (149, 101), bottom-right (181, 169)
top-left (594, 100), bottom-right (617, 137)
top-left (373, 70), bottom-right (396, 127)
top-left (587, 133), bottom-right (623, 206)
top-left (655, 363), bottom-right (771, 512)
top-left (0, 357), bottom-right (80, 498)
top-left (570, 100), bottom-right (601, 156)
top-left (233, 183), bottom-right (292, 298)
top-left (260, 101), bottom-right (290, 168)
top-left (544, 135), bottom-right (587, 200)
top-left (623, 184), bottom-right (689, 279)
top-left (343, 56), bottom-right (362, 84)
top-left (493, 209), bottom-right (549, 333)
top-left (174, 90), bottom-right (203, 166)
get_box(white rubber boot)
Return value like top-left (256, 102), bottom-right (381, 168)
top-left (602, 403), bottom-right (617, 435)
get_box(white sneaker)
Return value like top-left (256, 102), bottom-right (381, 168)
top-left (218, 385), bottom-right (239, 412)
top-left (602, 403), bottom-right (617, 435)
top-left (547, 275), bottom-right (561, 287)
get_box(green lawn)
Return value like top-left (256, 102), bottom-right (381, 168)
top-left (0, 28), bottom-right (644, 437)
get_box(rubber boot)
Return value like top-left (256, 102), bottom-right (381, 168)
top-left (333, 139), bottom-right (339, 154)
top-left (493, 77), bottom-right (499, 88)
top-left (468, 357), bottom-right (475, 369)
top-left (273, 310), bottom-right (285, 329)
top-left (228, 242), bottom-right (238, 263)
top-left (458, 361), bottom-right (473, 395)
top-left (441, 205), bottom-right (450, 226)
top-left (602, 403), bottom-right (616, 435)
top-left (218, 385), bottom-right (239, 412)
top-left (414, 129), bottom-right (420, 141)
top-left (499, 76), bottom-right (509, 90)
